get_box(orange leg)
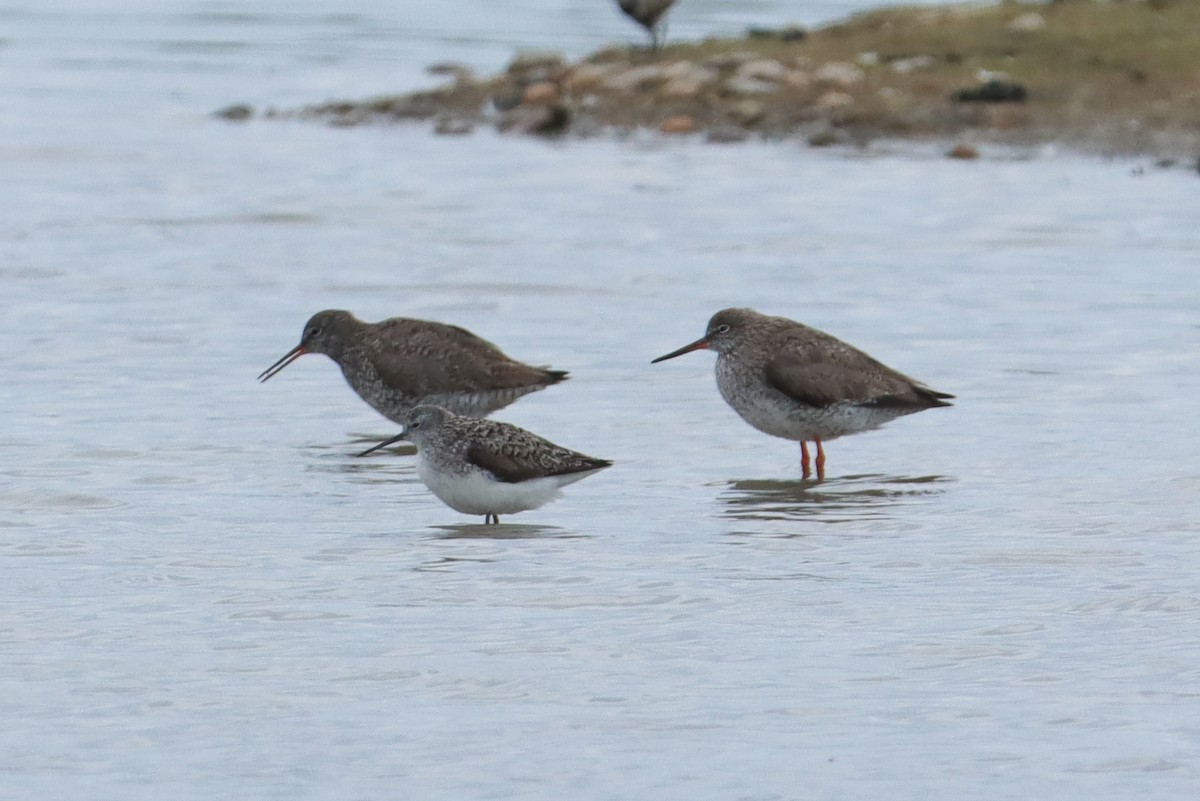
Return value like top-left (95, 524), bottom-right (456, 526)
top-left (800, 441), bottom-right (812, 479)
top-left (814, 438), bottom-right (826, 481)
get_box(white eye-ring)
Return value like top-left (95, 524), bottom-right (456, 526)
top-left (715, 324), bottom-right (731, 334)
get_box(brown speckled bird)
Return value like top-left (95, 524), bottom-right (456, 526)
top-left (652, 308), bottom-right (953, 479)
top-left (359, 405), bottom-right (611, 524)
top-left (259, 310), bottom-right (567, 425)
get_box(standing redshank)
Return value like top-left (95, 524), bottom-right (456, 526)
top-left (651, 308), bottom-right (953, 479)
top-left (617, 0), bottom-right (678, 49)
top-left (358, 405), bottom-right (612, 524)
top-left (258, 309), bottom-right (568, 425)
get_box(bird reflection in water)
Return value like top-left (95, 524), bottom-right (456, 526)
top-left (720, 474), bottom-right (951, 524)
top-left (430, 523), bottom-right (582, 540)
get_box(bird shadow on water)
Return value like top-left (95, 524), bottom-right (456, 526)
top-left (719, 473), bottom-right (953, 525)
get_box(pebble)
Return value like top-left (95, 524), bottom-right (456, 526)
top-left (498, 104), bottom-right (570, 136)
top-left (815, 61), bottom-right (865, 87)
top-left (815, 90), bottom-right (855, 110)
top-left (661, 62), bottom-right (717, 97)
top-left (566, 63), bottom-right (617, 92)
top-left (492, 88), bottom-right (525, 113)
top-left (660, 114), bottom-right (695, 134)
top-left (807, 128), bottom-right (844, 147)
top-left (948, 144), bottom-right (980, 159)
top-left (703, 51), bottom-right (760, 71)
top-left (725, 76), bottom-right (778, 96)
top-left (522, 82), bottom-right (560, 106)
top-left (602, 65), bottom-right (668, 93)
top-left (662, 77), bottom-right (710, 98)
top-left (507, 51), bottom-right (566, 76)
top-left (891, 55), bottom-right (935, 74)
top-left (735, 59), bottom-right (786, 83)
top-left (731, 100), bottom-right (766, 126)
top-left (1007, 12), bottom-right (1046, 33)
top-left (782, 69), bottom-right (812, 89)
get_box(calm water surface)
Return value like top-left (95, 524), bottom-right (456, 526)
top-left (4, 1), bottom-right (1200, 798)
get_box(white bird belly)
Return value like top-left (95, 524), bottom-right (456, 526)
top-left (416, 455), bottom-right (600, 516)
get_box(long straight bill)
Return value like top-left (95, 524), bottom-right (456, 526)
top-left (650, 336), bottom-right (710, 364)
top-left (356, 429), bottom-right (410, 458)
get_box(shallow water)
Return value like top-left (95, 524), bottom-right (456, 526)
top-left (4, 1), bottom-right (1200, 798)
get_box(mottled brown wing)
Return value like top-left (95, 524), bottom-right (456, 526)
top-left (466, 427), bottom-right (611, 484)
top-left (466, 444), bottom-right (547, 484)
top-left (365, 318), bottom-right (561, 396)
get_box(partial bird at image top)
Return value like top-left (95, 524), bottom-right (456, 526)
top-left (617, 0), bottom-right (679, 49)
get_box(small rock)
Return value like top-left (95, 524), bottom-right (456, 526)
top-left (602, 65), bottom-right (668, 93)
top-left (506, 51), bottom-right (565, 77)
top-left (1007, 12), bottom-right (1045, 33)
top-left (815, 90), bottom-right (854, 110)
top-left (725, 76), bottom-right (778, 96)
top-left (807, 129), bottom-right (843, 147)
top-left (890, 55), bottom-right (935, 74)
top-left (953, 80), bottom-right (1028, 103)
top-left (736, 59), bottom-right (787, 83)
top-left (661, 62), bottom-right (718, 97)
top-left (376, 93), bottom-right (442, 120)
top-left (214, 103), bottom-right (253, 121)
top-left (662, 77), bottom-right (710, 98)
top-left (566, 62), bottom-right (618, 92)
top-left (703, 51), bottom-right (760, 71)
top-left (660, 115), bottom-right (695, 134)
top-left (492, 87), bottom-right (525, 113)
top-left (434, 116), bottom-right (474, 136)
top-left (706, 126), bottom-right (750, 143)
top-left (857, 52), bottom-right (880, 67)
top-left (522, 81), bottom-right (560, 106)
top-left (498, 103), bottom-right (570, 136)
top-left (947, 144), bottom-right (980, 160)
top-left (731, 100), bottom-right (766, 126)
top-left (782, 69), bottom-right (812, 89)
top-left (814, 61), bottom-right (865, 87)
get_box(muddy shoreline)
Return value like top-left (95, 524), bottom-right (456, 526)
top-left (219, 0), bottom-right (1200, 160)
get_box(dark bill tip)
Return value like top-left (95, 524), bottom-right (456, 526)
top-left (355, 429), bottom-right (410, 458)
top-left (257, 344), bottom-right (307, 382)
top-left (650, 337), bottom-right (710, 364)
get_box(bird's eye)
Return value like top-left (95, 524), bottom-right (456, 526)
top-left (308, 326), bottom-right (322, 338)
top-left (715, 324), bottom-right (731, 334)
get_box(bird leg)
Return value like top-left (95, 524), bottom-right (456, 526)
top-left (814, 438), bottom-right (826, 481)
top-left (485, 513), bottom-right (499, 525)
top-left (800, 441), bottom-right (812, 479)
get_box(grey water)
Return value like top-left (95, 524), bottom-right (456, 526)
top-left (3, 1), bottom-right (1200, 798)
